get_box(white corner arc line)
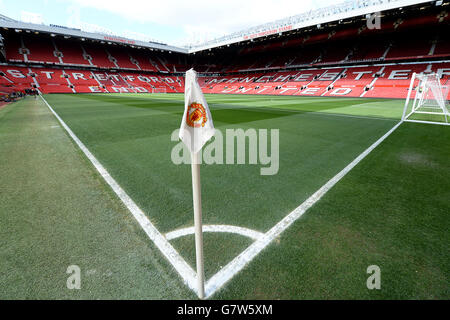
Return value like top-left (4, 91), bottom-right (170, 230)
top-left (165, 225), bottom-right (264, 242)
top-left (38, 95), bottom-right (198, 293)
top-left (204, 120), bottom-right (404, 298)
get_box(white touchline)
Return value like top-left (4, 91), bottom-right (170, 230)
top-left (38, 95), bottom-right (198, 293)
top-left (204, 120), bottom-right (404, 298)
top-left (165, 225), bottom-right (264, 242)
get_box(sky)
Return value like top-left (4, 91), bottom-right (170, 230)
top-left (0, 0), bottom-right (339, 46)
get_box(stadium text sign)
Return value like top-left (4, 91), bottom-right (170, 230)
top-left (202, 68), bottom-right (450, 97)
top-left (243, 25), bottom-right (293, 40)
top-left (103, 36), bottom-right (136, 45)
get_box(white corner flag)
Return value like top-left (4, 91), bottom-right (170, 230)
top-left (180, 69), bottom-right (215, 153)
top-left (179, 69), bottom-right (215, 299)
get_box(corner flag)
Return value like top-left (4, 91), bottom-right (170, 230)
top-left (179, 69), bottom-right (215, 153)
top-left (179, 69), bottom-right (214, 299)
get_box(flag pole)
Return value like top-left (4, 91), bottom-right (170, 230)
top-left (180, 69), bottom-right (213, 299)
top-left (191, 150), bottom-right (205, 299)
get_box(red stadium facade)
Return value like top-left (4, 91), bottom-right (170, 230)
top-left (0, 1), bottom-right (449, 99)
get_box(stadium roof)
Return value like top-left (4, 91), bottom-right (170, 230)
top-left (0, 0), bottom-right (436, 54)
top-left (0, 13), bottom-right (189, 54)
top-left (186, 0), bottom-right (435, 52)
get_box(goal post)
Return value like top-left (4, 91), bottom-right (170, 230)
top-left (114, 87), bottom-right (135, 94)
top-left (152, 87), bottom-right (167, 94)
top-left (402, 72), bottom-right (449, 125)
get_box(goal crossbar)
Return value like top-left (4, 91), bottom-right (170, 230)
top-left (152, 87), bottom-right (167, 94)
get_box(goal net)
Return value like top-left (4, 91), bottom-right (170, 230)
top-left (402, 72), bottom-right (449, 125)
top-left (152, 87), bottom-right (167, 94)
top-left (117, 87), bottom-right (131, 93)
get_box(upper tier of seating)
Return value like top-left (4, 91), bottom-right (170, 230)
top-left (3, 34), bottom-right (186, 72)
top-left (3, 12), bottom-right (449, 74)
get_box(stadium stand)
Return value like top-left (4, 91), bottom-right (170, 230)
top-left (82, 43), bottom-right (117, 69)
top-left (56, 39), bottom-right (91, 66)
top-left (23, 35), bottom-right (60, 64)
top-left (108, 46), bottom-right (138, 70)
top-left (4, 34), bottom-right (25, 62)
top-left (0, 1), bottom-right (448, 99)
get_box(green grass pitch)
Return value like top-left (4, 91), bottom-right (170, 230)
top-left (0, 93), bottom-right (448, 299)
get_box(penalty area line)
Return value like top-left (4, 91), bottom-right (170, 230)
top-left (204, 120), bottom-right (404, 298)
top-left (38, 94), bottom-right (199, 294)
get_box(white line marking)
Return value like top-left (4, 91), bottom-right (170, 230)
top-left (39, 93), bottom-right (405, 299)
top-left (214, 103), bottom-right (398, 122)
top-left (38, 94), bottom-right (198, 294)
top-left (204, 120), bottom-right (403, 298)
top-left (404, 119), bottom-right (450, 126)
top-left (238, 104), bottom-right (397, 122)
top-left (165, 225), bottom-right (264, 241)
top-left (305, 111), bottom-right (397, 122)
